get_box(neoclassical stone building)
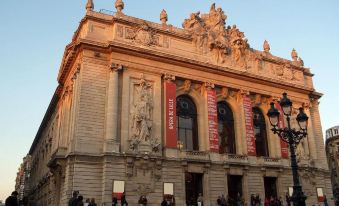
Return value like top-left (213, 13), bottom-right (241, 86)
top-left (325, 126), bottom-right (339, 198)
top-left (26, 1), bottom-right (332, 205)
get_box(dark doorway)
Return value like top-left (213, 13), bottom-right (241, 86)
top-left (264, 177), bottom-right (277, 199)
top-left (228, 175), bottom-right (243, 206)
top-left (185, 172), bottom-right (203, 205)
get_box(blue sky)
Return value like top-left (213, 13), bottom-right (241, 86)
top-left (0, 0), bottom-right (338, 201)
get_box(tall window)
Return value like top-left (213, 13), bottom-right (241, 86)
top-left (253, 107), bottom-right (269, 157)
top-left (217, 101), bottom-right (236, 154)
top-left (177, 95), bottom-right (198, 151)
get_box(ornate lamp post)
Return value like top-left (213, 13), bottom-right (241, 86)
top-left (267, 93), bottom-right (309, 206)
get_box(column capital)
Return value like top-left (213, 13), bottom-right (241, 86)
top-left (204, 81), bottom-right (215, 90)
top-left (163, 73), bottom-right (175, 82)
top-left (110, 63), bottom-right (124, 72)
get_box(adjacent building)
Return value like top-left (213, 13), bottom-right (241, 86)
top-left (26, 1), bottom-right (332, 205)
top-left (326, 126), bottom-right (339, 198)
top-left (15, 155), bottom-right (31, 205)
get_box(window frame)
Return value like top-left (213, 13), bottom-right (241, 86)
top-left (217, 101), bottom-right (236, 154)
top-left (176, 95), bottom-right (199, 151)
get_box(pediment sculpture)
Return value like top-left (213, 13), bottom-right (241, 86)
top-left (182, 3), bottom-right (249, 65)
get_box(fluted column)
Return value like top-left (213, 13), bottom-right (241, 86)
top-left (104, 63), bottom-right (123, 153)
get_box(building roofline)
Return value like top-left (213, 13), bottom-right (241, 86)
top-left (28, 86), bottom-right (62, 155)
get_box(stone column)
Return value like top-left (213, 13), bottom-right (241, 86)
top-left (104, 63), bottom-right (123, 153)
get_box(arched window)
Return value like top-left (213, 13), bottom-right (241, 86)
top-left (252, 107), bottom-right (269, 157)
top-left (176, 95), bottom-right (198, 151)
top-left (217, 101), bottom-right (236, 154)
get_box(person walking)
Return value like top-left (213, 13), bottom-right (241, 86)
top-left (5, 191), bottom-right (19, 206)
top-left (121, 192), bottom-right (128, 206)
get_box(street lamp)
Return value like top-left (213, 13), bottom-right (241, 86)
top-left (267, 93), bottom-right (308, 206)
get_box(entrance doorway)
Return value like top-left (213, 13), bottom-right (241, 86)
top-left (264, 177), bottom-right (277, 199)
top-left (228, 175), bottom-right (243, 206)
top-left (185, 172), bottom-right (203, 205)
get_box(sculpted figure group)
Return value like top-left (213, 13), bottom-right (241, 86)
top-left (182, 3), bottom-right (249, 65)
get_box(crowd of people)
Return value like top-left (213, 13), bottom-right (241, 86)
top-left (217, 193), bottom-right (245, 206)
top-left (5, 190), bottom-right (339, 206)
top-left (68, 191), bottom-right (97, 206)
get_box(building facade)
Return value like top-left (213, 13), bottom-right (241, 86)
top-left (326, 126), bottom-right (339, 198)
top-left (15, 155), bottom-right (31, 205)
top-left (26, 1), bottom-right (332, 205)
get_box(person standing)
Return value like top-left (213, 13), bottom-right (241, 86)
top-left (69, 191), bottom-right (79, 206)
top-left (5, 191), bottom-right (19, 206)
top-left (77, 195), bottom-right (84, 206)
top-left (335, 196), bottom-right (339, 206)
top-left (112, 196), bottom-right (118, 206)
top-left (121, 192), bottom-right (128, 206)
top-left (220, 195), bottom-right (227, 206)
top-left (323, 195), bottom-right (329, 206)
top-left (88, 198), bottom-right (97, 206)
top-left (285, 193), bottom-right (291, 206)
top-left (197, 193), bottom-right (203, 206)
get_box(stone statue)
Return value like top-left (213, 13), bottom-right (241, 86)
top-left (263, 40), bottom-right (270, 53)
top-left (160, 9), bottom-right (168, 25)
top-left (291, 48), bottom-right (298, 61)
top-left (115, 0), bottom-right (124, 13)
top-left (298, 57), bottom-right (304, 67)
top-left (182, 12), bottom-right (207, 49)
top-left (296, 139), bottom-right (309, 163)
top-left (131, 77), bottom-right (153, 142)
top-left (182, 4), bottom-right (251, 65)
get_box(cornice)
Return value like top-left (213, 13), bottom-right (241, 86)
top-left (29, 86), bottom-right (62, 155)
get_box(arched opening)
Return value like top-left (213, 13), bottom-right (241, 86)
top-left (217, 101), bottom-right (236, 154)
top-left (252, 107), bottom-right (269, 157)
top-left (176, 95), bottom-right (198, 151)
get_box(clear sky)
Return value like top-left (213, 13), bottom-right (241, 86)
top-left (0, 0), bottom-right (338, 201)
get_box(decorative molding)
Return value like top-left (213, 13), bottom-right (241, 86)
top-left (163, 73), bottom-right (175, 82)
top-left (110, 63), bottom-right (124, 72)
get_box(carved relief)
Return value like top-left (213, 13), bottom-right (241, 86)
top-left (163, 36), bottom-right (169, 48)
top-left (220, 87), bottom-right (229, 99)
top-left (163, 73), bottom-right (175, 81)
top-left (125, 22), bottom-right (158, 46)
top-left (116, 25), bottom-right (124, 38)
top-left (183, 80), bottom-right (192, 93)
top-left (130, 76), bottom-right (153, 142)
top-left (251, 94), bottom-right (262, 106)
top-left (129, 75), bottom-right (161, 154)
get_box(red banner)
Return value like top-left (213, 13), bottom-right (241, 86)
top-left (165, 81), bottom-right (177, 148)
top-left (276, 102), bottom-right (289, 158)
top-left (207, 89), bottom-right (219, 152)
top-left (243, 96), bottom-right (256, 156)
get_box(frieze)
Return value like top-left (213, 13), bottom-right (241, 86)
top-left (106, 4), bottom-right (309, 88)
